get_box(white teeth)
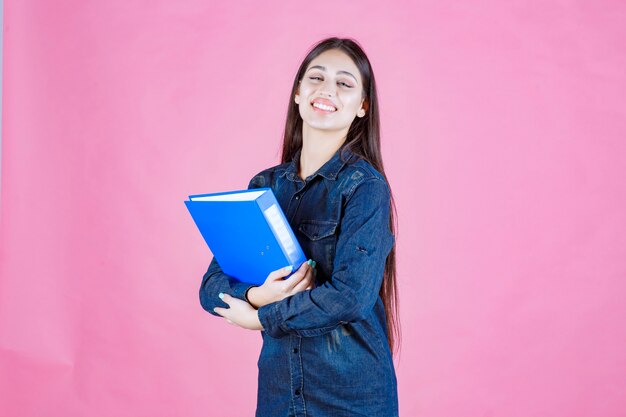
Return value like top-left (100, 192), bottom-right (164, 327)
top-left (312, 102), bottom-right (336, 112)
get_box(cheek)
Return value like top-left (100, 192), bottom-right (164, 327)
top-left (342, 93), bottom-right (363, 109)
top-left (299, 83), bottom-right (316, 98)
top-left (340, 101), bottom-right (361, 118)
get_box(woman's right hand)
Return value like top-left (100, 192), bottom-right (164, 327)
top-left (246, 260), bottom-right (316, 309)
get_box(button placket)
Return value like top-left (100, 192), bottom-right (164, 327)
top-left (289, 335), bottom-right (305, 415)
top-left (286, 181), bottom-right (306, 222)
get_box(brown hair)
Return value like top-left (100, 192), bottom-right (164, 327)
top-left (280, 37), bottom-right (401, 357)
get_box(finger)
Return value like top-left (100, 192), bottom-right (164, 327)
top-left (292, 271), bottom-right (314, 293)
top-left (214, 307), bottom-right (234, 324)
top-left (289, 260), bottom-right (311, 277)
top-left (218, 292), bottom-right (231, 305)
top-left (289, 273), bottom-right (313, 295)
top-left (284, 264), bottom-right (310, 291)
top-left (276, 259), bottom-right (313, 293)
top-left (267, 265), bottom-right (294, 281)
top-left (292, 278), bottom-right (312, 294)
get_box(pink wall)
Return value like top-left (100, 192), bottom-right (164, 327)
top-left (2, 1), bottom-right (625, 416)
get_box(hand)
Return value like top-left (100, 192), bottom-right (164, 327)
top-left (213, 293), bottom-right (263, 331)
top-left (247, 260), bottom-right (316, 309)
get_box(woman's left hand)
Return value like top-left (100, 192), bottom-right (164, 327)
top-left (213, 293), bottom-right (264, 331)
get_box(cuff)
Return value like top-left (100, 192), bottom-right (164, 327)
top-left (257, 302), bottom-right (288, 339)
top-left (244, 285), bottom-right (260, 305)
top-left (230, 281), bottom-right (258, 302)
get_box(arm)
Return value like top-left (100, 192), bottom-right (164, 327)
top-left (257, 178), bottom-right (395, 338)
top-left (199, 256), bottom-right (259, 317)
top-left (200, 257), bottom-right (313, 318)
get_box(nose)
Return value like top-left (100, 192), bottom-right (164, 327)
top-left (318, 78), bottom-right (336, 97)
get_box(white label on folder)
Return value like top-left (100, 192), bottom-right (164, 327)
top-left (263, 204), bottom-right (297, 260)
top-left (190, 190), bottom-right (266, 201)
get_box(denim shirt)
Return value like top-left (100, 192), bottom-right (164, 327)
top-left (199, 146), bottom-right (398, 417)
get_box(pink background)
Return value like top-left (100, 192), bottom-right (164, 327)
top-left (2, 1), bottom-right (626, 416)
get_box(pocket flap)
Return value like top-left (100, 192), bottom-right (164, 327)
top-left (298, 220), bottom-right (338, 241)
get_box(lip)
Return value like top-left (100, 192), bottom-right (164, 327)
top-left (310, 98), bottom-right (338, 113)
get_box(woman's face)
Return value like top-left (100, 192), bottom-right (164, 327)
top-left (295, 49), bottom-right (366, 134)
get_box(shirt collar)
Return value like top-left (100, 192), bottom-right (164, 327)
top-left (282, 146), bottom-right (357, 182)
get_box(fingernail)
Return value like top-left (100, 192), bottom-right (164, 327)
top-left (311, 260), bottom-right (316, 268)
top-left (218, 293), bottom-right (224, 299)
top-left (307, 259), bottom-right (313, 266)
top-left (285, 265), bottom-right (293, 272)
top-left (213, 307), bottom-right (218, 312)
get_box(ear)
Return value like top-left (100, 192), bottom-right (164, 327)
top-left (295, 83), bottom-right (301, 104)
top-left (357, 98), bottom-right (369, 117)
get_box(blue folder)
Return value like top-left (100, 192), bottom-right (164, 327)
top-left (184, 188), bottom-right (308, 285)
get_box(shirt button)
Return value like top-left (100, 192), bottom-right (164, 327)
top-left (293, 348), bottom-right (298, 353)
top-left (295, 195), bottom-right (300, 200)
top-left (295, 389), bottom-right (301, 396)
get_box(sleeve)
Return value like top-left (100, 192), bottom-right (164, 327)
top-left (198, 174), bottom-right (265, 316)
top-left (257, 177), bottom-right (395, 338)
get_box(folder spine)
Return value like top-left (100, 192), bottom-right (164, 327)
top-left (256, 190), bottom-right (304, 266)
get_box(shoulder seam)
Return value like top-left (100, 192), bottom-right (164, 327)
top-left (345, 175), bottom-right (389, 202)
top-left (345, 159), bottom-right (386, 181)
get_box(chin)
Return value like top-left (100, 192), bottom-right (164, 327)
top-left (302, 116), bottom-right (349, 131)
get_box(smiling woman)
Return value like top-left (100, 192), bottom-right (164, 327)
top-left (199, 37), bottom-right (400, 417)
top-left (293, 49), bottom-right (370, 163)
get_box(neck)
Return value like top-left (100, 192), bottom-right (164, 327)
top-left (298, 124), bottom-right (348, 180)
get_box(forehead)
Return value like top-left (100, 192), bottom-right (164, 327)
top-left (306, 49), bottom-right (361, 83)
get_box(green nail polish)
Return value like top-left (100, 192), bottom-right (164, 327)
top-left (312, 260), bottom-right (317, 268)
top-left (307, 259), bottom-right (313, 266)
top-left (218, 293), bottom-right (224, 299)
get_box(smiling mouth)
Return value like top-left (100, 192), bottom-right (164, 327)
top-left (311, 102), bottom-right (337, 113)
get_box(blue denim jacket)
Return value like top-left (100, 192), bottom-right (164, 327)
top-left (199, 146), bottom-right (398, 417)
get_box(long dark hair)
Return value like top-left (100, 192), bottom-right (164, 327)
top-left (280, 37), bottom-right (401, 357)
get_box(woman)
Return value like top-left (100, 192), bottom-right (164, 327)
top-left (200, 37), bottom-right (400, 417)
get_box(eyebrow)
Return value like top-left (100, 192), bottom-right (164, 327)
top-left (307, 65), bottom-right (358, 83)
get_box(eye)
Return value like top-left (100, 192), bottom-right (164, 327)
top-left (339, 81), bottom-right (353, 88)
top-left (309, 76), bottom-right (322, 81)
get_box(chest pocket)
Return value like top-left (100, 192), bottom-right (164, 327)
top-left (298, 220), bottom-right (338, 281)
